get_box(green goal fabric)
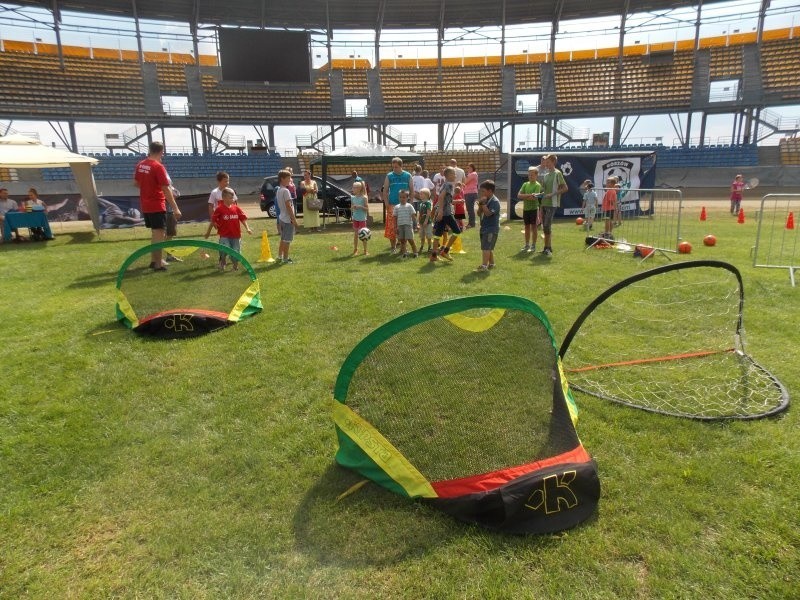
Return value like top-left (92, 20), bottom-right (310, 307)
top-left (115, 240), bottom-right (262, 338)
top-left (333, 295), bottom-right (600, 534)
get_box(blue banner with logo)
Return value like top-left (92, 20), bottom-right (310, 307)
top-left (508, 151), bottom-right (657, 218)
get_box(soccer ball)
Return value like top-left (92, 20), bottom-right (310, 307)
top-left (358, 227), bottom-right (371, 241)
top-left (703, 234), bottom-right (717, 247)
top-left (678, 241), bottom-right (693, 254)
top-left (576, 217), bottom-right (584, 226)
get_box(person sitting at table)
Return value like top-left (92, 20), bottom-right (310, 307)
top-left (24, 187), bottom-right (48, 241)
top-left (0, 187), bottom-right (20, 242)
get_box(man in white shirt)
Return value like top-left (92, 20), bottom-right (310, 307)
top-left (0, 187), bottom-right (20, 242)
top-left (450, 158), bottom-right (466, 186)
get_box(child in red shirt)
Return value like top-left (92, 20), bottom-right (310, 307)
top-left (453, 183), bottom-right (467, 230)
top-left (205, 187), bottom-right (252, 271)
top-left (601, 177), bottom-right (618, 238)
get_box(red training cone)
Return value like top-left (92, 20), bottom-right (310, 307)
top-left (787, 212), bottom-right (795, 230)
top-left (737, 208), bottom-right (745, 224)
top-left (700, 206), bottom-right (707, 221)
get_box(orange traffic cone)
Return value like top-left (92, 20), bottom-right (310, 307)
top-left (787, 212), bottom-right (795, 230)
top-left (257, 230), bottom-right (275, 263)
top-left (700, 206), bottom-right (707, 221)
top-left (737, 208), bottom-right (745, 224)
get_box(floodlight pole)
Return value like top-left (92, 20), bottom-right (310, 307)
top-left (131, 0), bottom-right (144, 65)
top-left (51, 0), bottom-right (64, 71)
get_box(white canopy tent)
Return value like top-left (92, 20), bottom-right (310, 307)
top-left (0, 135), bottom-right (102, 232)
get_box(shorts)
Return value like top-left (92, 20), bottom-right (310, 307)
top-left (584, 206), bottom-right (597, 220)
top-left (353, 220), bottom-right (367, 231)
top-left (397, 223), bottom-right (414, 240)
top-left (480, 231), bottom-right (498, 251)
top-left (420, 221), bottom-right (433, 238)
top-left (540, 206), bottom-right (555, 234)
top-left (144, 211), bottom-right (167, 230)
top-left (218, 236), bottom-right (241, 261)
top-left (166, 212), bottom-right (178, 237)
top-left (602, 210), bottom-right (615, 220)
top-left (433, 214), bottom-right (462, 238)
top-left (523, 209), bottom-right (539, 225)
top-left (278, 220), bottom-right (295, 243)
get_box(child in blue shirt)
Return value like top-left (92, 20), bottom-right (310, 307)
top-left (475, 179), bottom-right (501, 271)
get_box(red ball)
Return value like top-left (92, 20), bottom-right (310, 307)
top-left (576, 217), bottom-right (584, 225)
top-left (678, 241), bottom-right (693, 254)
top-left (703, 234), bottom-right (717, 247)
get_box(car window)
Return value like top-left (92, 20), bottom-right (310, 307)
top-left (262, 181), bottom-right (276, 200)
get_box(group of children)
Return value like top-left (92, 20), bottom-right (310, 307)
top-left (580, 176), bottom-right (623, 238)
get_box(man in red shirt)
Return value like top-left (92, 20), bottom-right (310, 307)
top-left (134, 141), bottom-right (180, 270)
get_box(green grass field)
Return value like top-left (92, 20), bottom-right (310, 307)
top-left (1, 207), bottom-right (798, 598)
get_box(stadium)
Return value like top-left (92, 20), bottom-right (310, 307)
top-left (1, 1), bottom-right (798, 597)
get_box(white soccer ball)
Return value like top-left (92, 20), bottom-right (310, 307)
top-left (358, 227), bottom-right (371, 241)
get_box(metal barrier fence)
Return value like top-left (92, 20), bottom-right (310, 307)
top-left (753, 194), bottom-right (800, 286)
top-left (585, 187), bottom-right (683, 262)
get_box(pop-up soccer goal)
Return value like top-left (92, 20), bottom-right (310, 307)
top-left (559, 260), bottom-right (789, 420)
top-left (115, 240), bottom-right (262, 338)
top-left (332, 295), bottom-right (600, 535)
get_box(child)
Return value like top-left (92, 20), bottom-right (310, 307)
top-left (475, 180), bottom-right (501, 271)
top-left (581, 180), bottom-right (598, 231)
top-left (453, 183), bottom-right (467, 231)
top-left (517, 166), bottom-right (542, 252)
top-left (601, 177), bottom-right (618, 239)
top-left (430, 166), bottom-right (461, 262)
top-left (417, 187), bottom-right (434, 253)
top-left (205, 187), bottom-right (252, 271)
top-left (350, 180), bottom-right (370, 256)
top-left (393, 189), bottom-right (418, 258)
top-left (276, 169), bottom-right (299, 264)
top-left (730, 174), bottom-right (745, 215)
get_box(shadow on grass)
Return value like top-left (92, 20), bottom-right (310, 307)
top-left (294, 464), bottom-right (573, 568)
top-left (67, 271), bottom-right (119, 289)
top-left (461, 269), bottom-right (491, 283)
top-left (293, 464), bottom-right (460, 567)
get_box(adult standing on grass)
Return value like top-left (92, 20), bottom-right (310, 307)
top-left (450, 158), bottom-right (466, 186)
top-left (463, 162), bottom-right (479, 228)
top-left (276, 169), bottom-right (299, 264)
top-left (539, 154), bottom-right (568, 257)
top-left (134, 141), bottom-right (180, 271)
top-left (382, 157), bottom-right (413, 253)
top-left (300, 170), bottom-right (320, 232)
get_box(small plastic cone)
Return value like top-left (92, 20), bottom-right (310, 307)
top-left (737, 208), bottom-right (745, 224)
top-left (451, 235), bottom-right (466, 254)
top-left (257, 231), bottom-right (275, 263)
top-left (700, 207), bottom-right (707, 221)
top-left (787, 212), bottom-right (795, 230)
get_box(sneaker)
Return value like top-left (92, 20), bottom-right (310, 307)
top-left (529, 246), bottom-right (536, 254)
top-left (521, 245), bottom-right (530, 252)
top-left (488, 263), bottom-right (495, 269)
top-left (401, 253), bottom-right (409, 259)
top-left (429, 251), bottom-right (439, 262)
top-left (543, 248), bottom-right (553, 256)
top-left (475, 264), bottom-right (488, 271)
top-left (150, 261), bottom-right (167, 270)
top-left (284, 258), bottom-right (294, 264)
top-left (165, 253), bottom-right (183, 263)
top-left (439, 248), bottom-right (453, 262)
top-left (412, 253), bottom-right (418, 258)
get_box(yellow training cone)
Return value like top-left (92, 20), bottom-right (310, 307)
top-left (451, 234), bottom-right (466, 254)
top-left (257, 230), bottom-right (276, 263)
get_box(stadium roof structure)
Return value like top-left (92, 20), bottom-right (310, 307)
top-left (13, 0), bottom-right (735, 30)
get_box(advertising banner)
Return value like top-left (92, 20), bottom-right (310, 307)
top-left (508, 151), bottom-right (657, 218)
